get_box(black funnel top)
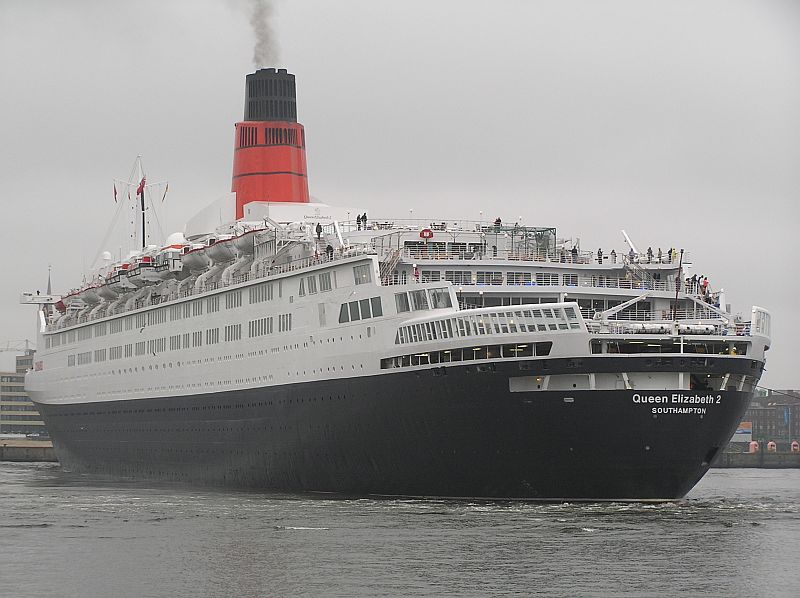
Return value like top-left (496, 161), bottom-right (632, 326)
top-left (244, 68), bottom-right (297, 122)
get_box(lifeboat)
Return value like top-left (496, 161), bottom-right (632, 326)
top-left (206, 235), bottom-right (238, 264)
top-left (233, 228), bottom-right (263, 255)
top-left (154, 243), bottom-right (190, 280)
top-left (97, 276), bottom-right (119, 300)
top-left (107, 263), bottom-right (137, 292)
top-left (79, 284), bottom-right (102, 305)
top-left (181, 243), bottom-right (211, 272)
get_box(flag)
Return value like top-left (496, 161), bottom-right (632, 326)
top-left (113, 183), bottom-right (117, 203)
top-left (161, 183), bottom-right (169, 203)
top-left (136, 177), bottom-right (146, 196)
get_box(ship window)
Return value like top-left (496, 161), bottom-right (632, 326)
top-left (299, 278), bottom-right (305, 296)
top-left (339, 303), bottom-right (349, 323)
top-left (536, 273), bottom-right (559, 286)
top-left (307, 276), bottom-right (317, 294)
top-left (476, 271), bottom-right (503, 285)
top-left (348, 301), bottom-right (361, 321)
top-left (410, 290), bottom-right (429, 311)
top-left (319, 272), bottom-right (332, 292)
top-left (359, 299), bottom-right (371, 319)
top-left (370, 297), bottom-right (383, 317)
top-left (353, 264), bottom-right (372, 285)
top-left (395, 292), bottom-right (410, 313)
top-left (563, 274), bottom-right (578, 286)
top-left (429, 288), bottom-right (452, 309)
top-left (444, 270), bottom-right (472, 285)
top-left (507, 272), bottom-right (532, 286)
top-left (535, 342), bottom-right (553, 356)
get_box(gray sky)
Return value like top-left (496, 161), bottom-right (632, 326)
top-left (0, 0), bottom-right (798, 387)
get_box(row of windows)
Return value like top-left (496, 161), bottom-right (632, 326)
top-left (224, 324), bottom-right (242, 342)
top-left (395, 287), bottom-right (453, 314)
top-left (0, 404), bottom-right (40, 412)
top-left (395, 307), bottom-right (581, 345)
top-left (0, 386), bottom-right (24, 393)
top-left (299, 271), bottom-right (333, 296)
top-left (381, 342), bottom-right (553, 369)
top-left (590, 340), bottom-right (749, 356)
top-left (48, 286), bottom-right (279, 348)
top-left (441, 271), bottom-right (571, 286)
top-left (278, 313), bottom-right (293, 333)
top-left (249, 317), bottom-right (274, 338)
top-left (338, 297), bottom-right (384, 324)
top-left (67, 317), bottom-right (296, 366)
top-left (0, 376), bottom-right (24, 383)
top-left (249, 282), bottom-right (275, 304)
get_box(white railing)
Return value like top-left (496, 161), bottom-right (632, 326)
top-left (46, 247), bottom-right (376, 332)
top-left (382, 272), bottom-right (680, 293)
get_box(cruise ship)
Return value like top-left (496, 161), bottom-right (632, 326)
top-left (21, 69), bottom-right (771, 500)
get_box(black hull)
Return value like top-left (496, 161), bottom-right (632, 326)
top-left (35, 357), bottom-right (761, 500)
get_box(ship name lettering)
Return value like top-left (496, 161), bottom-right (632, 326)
top-left (632, 394), bottom-right (668, 404)
top-left (670, 393), bottom-right (717, 405)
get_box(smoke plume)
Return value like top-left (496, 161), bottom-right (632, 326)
top-left (249, 0), bottom-right (280, 67)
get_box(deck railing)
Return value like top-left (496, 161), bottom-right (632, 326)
top-left (47, 247), bottom-right (375, 332)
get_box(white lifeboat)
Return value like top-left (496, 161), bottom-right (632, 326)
top-left (233, 228), bottom-right (263, 255)
top-left (181, 243), bottom-right (211, 272)
top-left (80, 284), bottom-right (102, 305)
top-left (206, 235), bottom-right (238, 264)
top-left (108, 263), bottom-right (137, 292)
top-left (97, 275), bottom-right (119, 300)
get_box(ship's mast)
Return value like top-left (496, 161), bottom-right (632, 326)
top-left (136, 156), bottom-right (146, 249)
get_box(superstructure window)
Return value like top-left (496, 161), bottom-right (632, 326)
top-left (477, 271), bottom-right (503, 285)
top-left (353, 264), bottom-right (372, 285)
top-left (507, 272), bottom-right (532, 286)
top-left (319, 272), bottom-right (332, 292)
top-left (395, 292), bottom-right (410, 313)
top-left (349, 301), bottom-right (361, 321)
top-left (249, 282), bottom-right (274, 304)
top-left (410, 290), bottom-right (429, 311)
top-left (429, 288), bottom-right (452, 309)
top-left (445, 270), bottom-right (472, 285)
top-left (224, 290), bottom-right (242, 309)
top-left (339, 296), bottom-right (383, 323)
top-left (536, 273), bottom-right (559, 286)
top-left (370, 297), bottom-right (383, 317)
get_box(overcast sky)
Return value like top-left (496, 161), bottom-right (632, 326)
top-left (0, 0), bottom-right (798, 387)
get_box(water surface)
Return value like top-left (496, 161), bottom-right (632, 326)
top-left (1, 465), bottom-right (798, 597)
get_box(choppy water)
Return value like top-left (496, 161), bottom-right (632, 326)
top-left (0, 465), bottom-right (798, 597)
